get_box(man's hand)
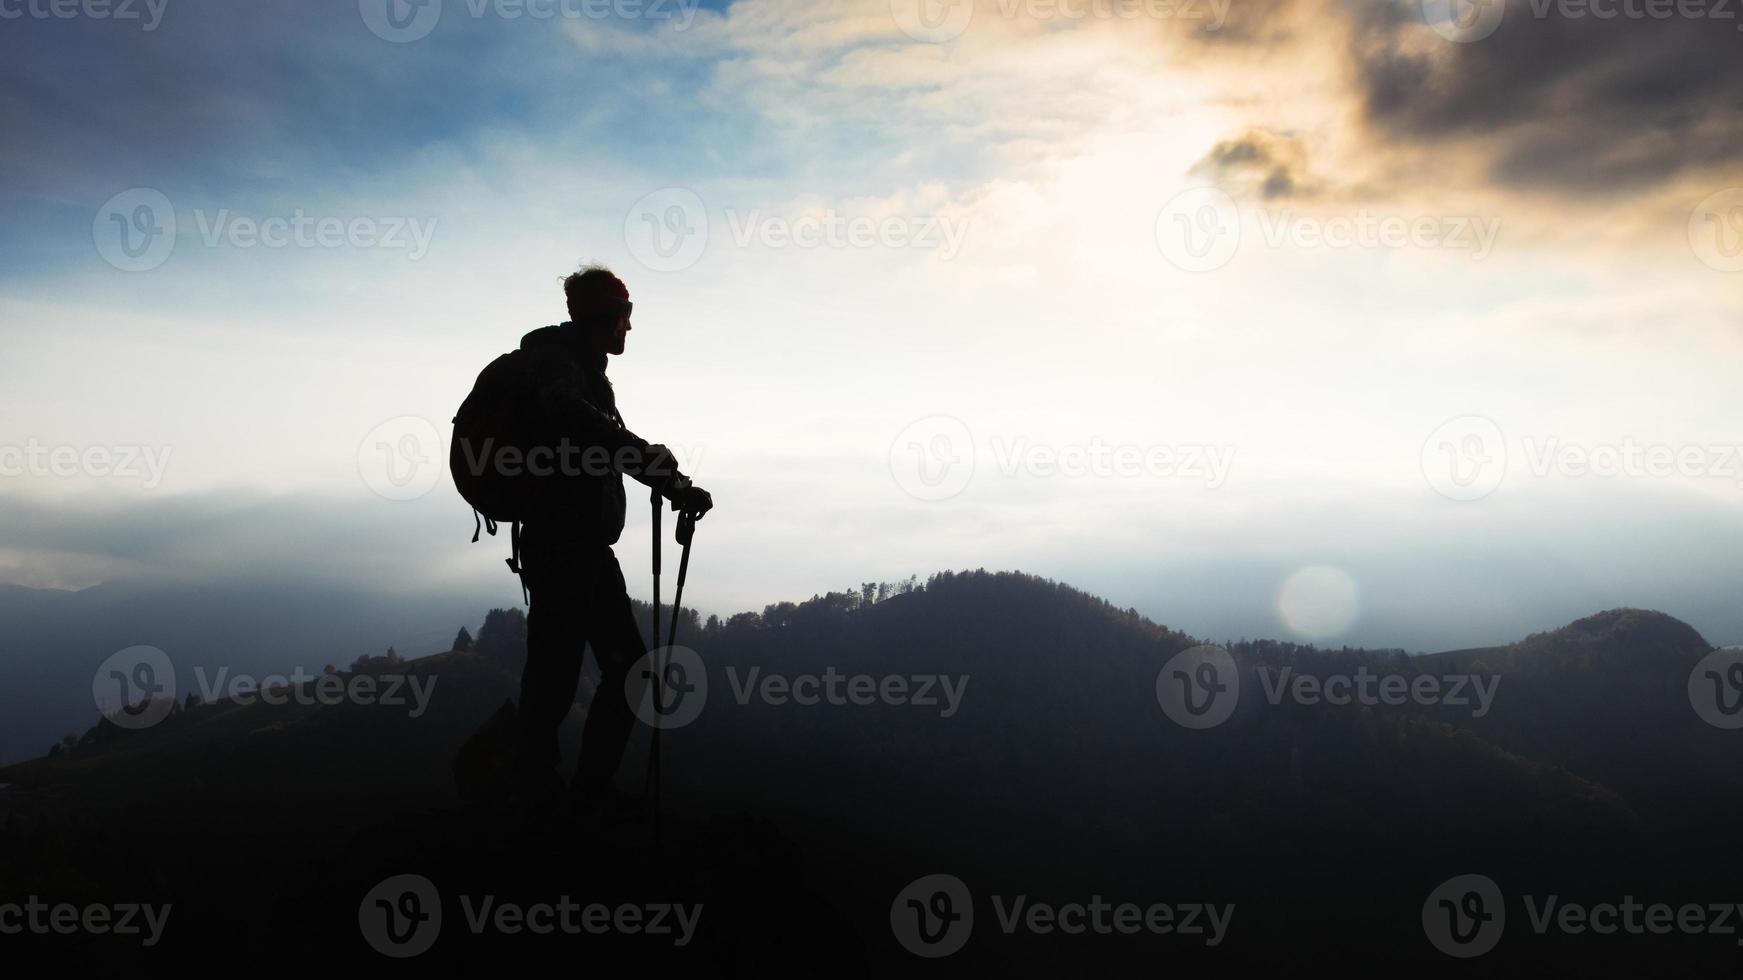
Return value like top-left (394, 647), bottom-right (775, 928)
top-left (671, 485), bottom-right (713, 518)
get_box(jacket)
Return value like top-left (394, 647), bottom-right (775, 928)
top-left (518, 322), bottom-right (684, 545)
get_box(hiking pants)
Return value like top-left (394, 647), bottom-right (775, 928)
top-left (516, 534), bottom-right (645, 797)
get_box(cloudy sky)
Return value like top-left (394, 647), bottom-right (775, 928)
top-left (2, 0), bottom-right (1740, 650)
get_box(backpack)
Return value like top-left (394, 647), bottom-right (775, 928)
top-left (450, 349), bottom-right (549, 600)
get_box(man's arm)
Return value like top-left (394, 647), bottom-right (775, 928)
top-left (530, 362), bottom-right (689, 498)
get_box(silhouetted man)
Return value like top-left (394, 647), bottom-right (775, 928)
top-left (515, 265), bottom-right (711, 816)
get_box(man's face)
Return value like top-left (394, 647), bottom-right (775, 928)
top-left (577, 305), bottom-right (631, 357)
top-left (607, 310), bottom-right (630, 356)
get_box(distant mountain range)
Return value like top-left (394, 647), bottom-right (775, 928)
top-left (0, 576), bottom-right (489, 764)
top-left (1, 570), bottom-right (1738, 970)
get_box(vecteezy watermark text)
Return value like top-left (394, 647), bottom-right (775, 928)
top-left (624, 650), bottom-right (971, 731)
top-left (622, 187), bottom-right (971, 272)
top-left (458, 896), bottom-right (702, 944)
top-left (0, 899), bottom-right (171, 946)
top-left (1156, 645), bottom-right (1502, 729)
top-left (891, 0), bottom-right (1231, 44)
top-left (357, 874), bottom-right (702, 958)
top-left (1155, 187), bottom-right (1501, 271)
top-left (94, 189), bottom-right (438, 271)
top-left (889, 415), bottom-right (1236, 503)
top-left (92, 646), bottom-right (438, 731)
top-left (723, 209), bottom-right (970, 259)
top-left (889, 873), bottom-right (1232, 958)
top-left (0, 0), bottom-right (168, 30)
top-left (1255, 665), bottom-right (1500, 717)
top-left (1422, 416), bottom-right (1743, 502)
top-left (191, 666), bottom-right (438, 718)
top-left (989, 437), bottom-right (1234, 486)
top-left (0, 439), bottom-right (172, 489)
top-left (192, 209), bottom-right (437, 260)
top-left (361, 0), bottom-right (702, 43)
top-left (1424, 874), bottom-right (1743, 958)
top-left (725, 666), bottom-right (969, 718)
top-left (1424, 0), bottom-right (1743, 44)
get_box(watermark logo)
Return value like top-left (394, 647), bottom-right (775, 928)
top-left (892, 0), bottom-right (1229, 42)
top-left (1423, 874), bottom-right (1506, 957)
top-left (724, 209), bottom-right (970, 260)
top-left (0, 898), bottom-right (171, 946)
top-left (96, 190), bottom-right (436, 268)
top-left (1428, 873), bottom-right (1743, 954)
top-left (1422, 0), bottom-right (1505, 42)
top-left (890, 415), bottom-right (975, 501)
top-left (625, 645), bottom-right (708, 730)
top-left (452, 437), bottom-right (701, 485)
top-left (189, 208), bottom-right (438, 259)
top-left (1690, 188), bottom-right (1743, 273)
top-left (0, 0), bottom-right (168, 30)
top-left (91, 648), bottom-right (437, 733)
top-left (1159, 191), bottom-right (1503, 269)
top-left (625, 187), bottom-right (709, 273)
top-left (725, 666), bottom-right (969, 717)
top-left (359, 873), bottom-right (443, 957)
top-left (1422, 415), bottom-right (1507, 501)
top-left (1428, 418), bottom-right (1743, 500)
top-left (360, 0), bottom-right (443, 42)
top-left (1156, 645), bottom-right (1239, 729)
top-left (1528, 0), bottom-right (1743, 29)
top-left (94, 188), bottom-right (176, 272)
top-left (891, 873), bottom-right (974, 957)
top-left (360, 873), bottom-right (701, 954)
top-left (892, 418), bottom-right (1232, 500)
top-left (1158, 646), bottom-right (1498, 728)
top-left (1256, 666), bottom-right (1499, 716)
top-left (363, 0), bottom-right (700, 41)
top-left (193, 665), bottom-right (438, 717)
top-left (1689, 648), bottom-right (1743, 729)
top-left (92, 645), bottom-right (176, 731)
top-left (1155, 186), bottom-right (1242, 272)
top-left (892, 874), bottom-right (1233, 955)
top-left (625, 189), bottom-right (968, 270)
top-left (990, 437), bottom-right (1234, 486)
top-left (359, 416), bottom-right (444, 501)
top-left (0, 439), bottom-right (173, 488)
top-left (890, 0), bottom-right (975, 42)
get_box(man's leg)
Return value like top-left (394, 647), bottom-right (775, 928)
top-left (516, 535), bottom-right (599, 799)
top-left (573, 547), bottom-right (647, 801)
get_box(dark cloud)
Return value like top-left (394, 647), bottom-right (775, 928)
top-left (1344, 0), bottom-right (1743, 194)
top-left (1190, 128), bottom-right (1317, 199)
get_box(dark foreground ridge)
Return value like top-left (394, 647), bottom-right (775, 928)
top-left (1, 570), bottom-right (1736, 971)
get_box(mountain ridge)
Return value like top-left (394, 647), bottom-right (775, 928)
top-left (2, 570), bottom-right (1735, 968)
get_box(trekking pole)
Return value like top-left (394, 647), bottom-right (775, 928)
top-left (653, 506), bottom-right (699, 843)
top-left (642, 489), bottom-right (702, 844)
top-left (647, 487), bottom-right (663, 841)
top-left (667, 508), bottom-right (698, 651)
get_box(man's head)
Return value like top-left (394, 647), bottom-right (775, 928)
top-left (563, 265), bottom-right (632, 356)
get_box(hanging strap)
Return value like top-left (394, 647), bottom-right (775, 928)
top-left (471, 509), bottom-right (500, 544)
top-left (466, 509), bottom-right (523, 603)
top-left (506, 520), bottom-right (528, 606)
